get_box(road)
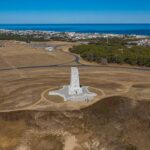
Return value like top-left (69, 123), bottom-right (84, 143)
top-left (0, 44), bottom-right (150, 72)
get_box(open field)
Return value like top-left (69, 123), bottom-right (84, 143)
top-left (0, 41), bottom-right (75, 69)
top-left (0, 40), bottom-right (150, 150)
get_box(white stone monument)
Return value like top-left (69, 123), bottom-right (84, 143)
top-left (49, 67), bottom-right (97, 101)
top-left (69, 67), bottom-right (83, 95)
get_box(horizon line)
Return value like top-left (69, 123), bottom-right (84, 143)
top-left (0, 23), bottom-right (150, 25)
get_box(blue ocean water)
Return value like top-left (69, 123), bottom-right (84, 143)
top-left (0, 24), bottom-right (150, 35)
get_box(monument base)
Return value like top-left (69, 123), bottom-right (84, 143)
top-left (49, 86), bottom-right (97, 102)
top-left (68, 86), bottom-right (83, 95)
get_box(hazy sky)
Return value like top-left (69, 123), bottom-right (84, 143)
top-left (0, 0), bottom-right (150, 23)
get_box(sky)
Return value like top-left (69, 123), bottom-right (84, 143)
top-left (0, 0), bottom-right (150, 24)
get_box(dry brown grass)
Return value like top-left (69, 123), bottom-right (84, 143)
top-left (0, 120), bottom-right (27, 149)
top-left (0, 65), bottom-right (149, 111)
top-left (0, 41), bottom-right (75, 68)
top-left (29, 134), bottom-right (63, 150)
top-left (0, 41), bottom-right (150, 150)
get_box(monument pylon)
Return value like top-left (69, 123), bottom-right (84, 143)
top-left (69, 67), bottom-right (83, 95)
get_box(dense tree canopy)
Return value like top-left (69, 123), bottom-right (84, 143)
top-left (70, 39), bottom-right (150, 67)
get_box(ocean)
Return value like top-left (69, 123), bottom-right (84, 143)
top-left (0, 24), bottom-right (150, 35)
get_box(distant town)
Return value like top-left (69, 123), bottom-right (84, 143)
top-left (0, 29), bottom-right (150, 46)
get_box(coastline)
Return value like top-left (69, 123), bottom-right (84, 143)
top-left (0, 24), bottom-right (150, 36)
top-left (0, 29), bottom-right (149, 40)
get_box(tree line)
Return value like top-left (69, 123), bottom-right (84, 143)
top-left (0, 33), bottom-right (49, 42)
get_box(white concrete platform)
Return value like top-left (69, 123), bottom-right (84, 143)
top-left (49, 86), bottom-right (97, 101)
